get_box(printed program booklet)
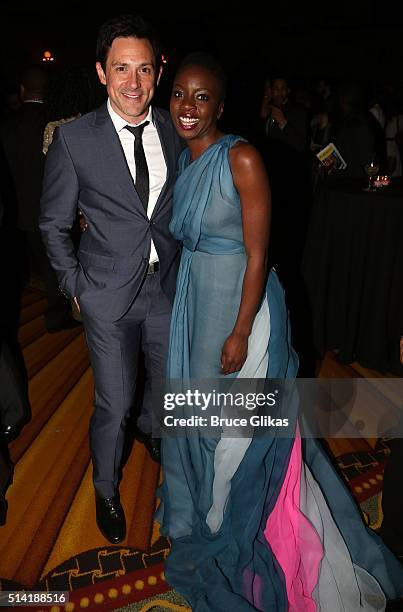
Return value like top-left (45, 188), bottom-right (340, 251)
top-left (316, 142), bottom-right (347, 170)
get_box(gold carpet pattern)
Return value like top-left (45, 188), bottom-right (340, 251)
top-left (0, 288), bottom-right (392, 611)
top-left (1, 288), bottom-right (161, 592)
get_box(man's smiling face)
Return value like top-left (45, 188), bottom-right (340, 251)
top-left (96, 36), bottom-right (161, 124)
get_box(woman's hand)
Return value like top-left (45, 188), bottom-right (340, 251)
top-left (220, 332), bottom-right (248, 375)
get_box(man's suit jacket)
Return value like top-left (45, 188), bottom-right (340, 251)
top-left (40, 103), bottom-right (183, 322)
top-left (1, 102), bottom-right (47, 231)
top-left (265, 101), bottom-right (309, 154)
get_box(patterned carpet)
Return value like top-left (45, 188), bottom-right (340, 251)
top-left (0, 287), bottom-right (393, 611)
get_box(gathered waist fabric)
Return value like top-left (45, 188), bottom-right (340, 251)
top-left (182, 239), bottom-right (245, 255)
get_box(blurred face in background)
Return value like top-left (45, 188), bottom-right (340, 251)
top-left (272, 79), bottom-right (289, 107)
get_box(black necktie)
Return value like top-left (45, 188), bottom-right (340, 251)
top-left (125, 122), bottom-right (150, 212)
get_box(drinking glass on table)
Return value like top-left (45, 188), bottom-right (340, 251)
top-left (363, 157), bottom-right (380, 191)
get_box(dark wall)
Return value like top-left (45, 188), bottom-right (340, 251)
top-left (1, 3), bottom-right (402, 99)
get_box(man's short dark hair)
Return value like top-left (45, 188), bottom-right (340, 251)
top-left (271, 77), bottom-right (289, 87)
top-left (96, 14), bottom-right (161, 71)
top-left (177, 52), bottom-right (227, 101)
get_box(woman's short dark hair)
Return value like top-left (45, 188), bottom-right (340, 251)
top-left (177, 52), bottom-right (227, 100)
top-left (96, 14), bottom-right (161, 70)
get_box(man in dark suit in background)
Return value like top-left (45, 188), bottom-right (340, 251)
top-left (262, 76), bottom-right (311, 265)
top-left (1, 65), bottom-right (78, 333)
top-left (258, 76), bottom-right (313, 373)
top-left (0, 191), bottom-right (14, 526)
top-left (40, 15), bottom-right (183, 544)
top-left (0, 193), bottom-right (31, 526)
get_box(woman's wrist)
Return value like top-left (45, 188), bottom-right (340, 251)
top-left (232, 326), bottom-right (252, 339)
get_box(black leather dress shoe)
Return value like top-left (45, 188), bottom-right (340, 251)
top-left (135, 429), bottom-right (161, 463)
top-left (95, 495), bottom-right (126, 543)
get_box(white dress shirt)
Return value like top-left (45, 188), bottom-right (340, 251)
top-left (107, 99), bottom-right (167, 263)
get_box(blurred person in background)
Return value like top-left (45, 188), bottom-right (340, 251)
top-left (1, 65), bottom-right (80, 333)
top-left (0, 193), bottom-right (31, 526)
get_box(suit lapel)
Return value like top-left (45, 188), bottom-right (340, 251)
top-left (151, 108), bottom-right (175, 219)
top-left (92, 103), bottom-right (147, 218)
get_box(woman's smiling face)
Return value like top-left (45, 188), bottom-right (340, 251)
top-left (170, 65), bottom-right (224, 142)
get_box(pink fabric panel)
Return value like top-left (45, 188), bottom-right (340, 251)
top-left (264, 430), bottom-right (324, 611)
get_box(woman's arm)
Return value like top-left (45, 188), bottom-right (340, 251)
top-left (220, 142), bottom-right (271, 375)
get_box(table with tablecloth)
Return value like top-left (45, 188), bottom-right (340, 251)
top-left (302, 177), bottom-right (403, 375)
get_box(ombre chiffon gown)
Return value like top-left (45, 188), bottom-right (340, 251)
top-left (159, 135), bottom-right (403, 611)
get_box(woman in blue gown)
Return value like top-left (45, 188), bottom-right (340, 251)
top-left (159, 53), bottom-right (403, 611)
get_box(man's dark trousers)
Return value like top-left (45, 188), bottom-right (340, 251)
top-left (81, 270), bottom-right (170, 498)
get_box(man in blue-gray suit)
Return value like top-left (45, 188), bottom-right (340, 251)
top-left (40, 15), bottom-right (183, 543)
